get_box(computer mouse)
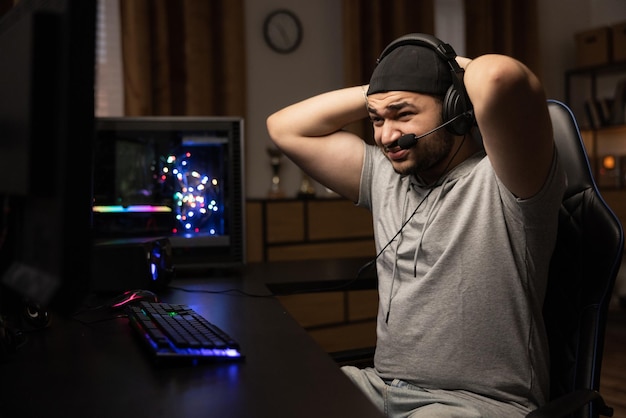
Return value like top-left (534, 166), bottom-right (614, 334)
top-left (109, 289), bottom-right (159, 309)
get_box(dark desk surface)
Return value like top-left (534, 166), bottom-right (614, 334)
top-left (0, 259), bottom-right (383, 418)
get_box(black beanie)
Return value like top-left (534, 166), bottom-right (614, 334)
top-left (367, 44), bottom-right (452, 96)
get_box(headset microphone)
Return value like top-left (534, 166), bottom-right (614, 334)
top-left (396, 110), bottom-right (473, 150)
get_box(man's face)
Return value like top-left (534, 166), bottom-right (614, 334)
top-left (366, 91), bottom-right (454, 179)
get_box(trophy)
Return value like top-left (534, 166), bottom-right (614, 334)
top-left (267, 147), bottom-right (285, 198)
top-left (298, 172), bottom-right (316, 199)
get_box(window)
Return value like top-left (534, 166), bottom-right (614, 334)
top-left (95, 0), bottom-right (124, 116)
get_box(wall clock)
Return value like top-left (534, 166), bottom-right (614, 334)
top-left (263, 9), bottom-right (303, 54)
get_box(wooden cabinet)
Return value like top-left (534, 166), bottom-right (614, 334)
top-left (276, 288), bottom-right (378, 354)
top-left (246, 198), bottom-right (376, 263)
top-left (246, 198), bottom-right (378, 357)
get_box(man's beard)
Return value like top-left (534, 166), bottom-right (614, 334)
top-left (391, 127), bottom-right (455, 178)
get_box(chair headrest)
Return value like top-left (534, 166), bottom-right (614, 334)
top-left (547, 100), bottom-right (594, 198)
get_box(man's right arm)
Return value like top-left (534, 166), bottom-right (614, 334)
top-left (266, 86), bottom-right (369, 202)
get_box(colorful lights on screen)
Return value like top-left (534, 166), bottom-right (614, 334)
top-left (93, 138), bottom-right (227, 239)
top-left (162, 149), bottom-right (225, 237)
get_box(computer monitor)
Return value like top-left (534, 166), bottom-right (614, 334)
top-left (0, 0), bottom-right (96, 315)
top-left (93, 116), bottom-right (246, 270)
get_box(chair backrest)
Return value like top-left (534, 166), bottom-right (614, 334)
top-left (544, 100), bottom-right (624, 417)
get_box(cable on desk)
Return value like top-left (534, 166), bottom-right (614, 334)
top-left (166, 260), bottom-right (376, 297)
top-left (167, 286), bottom-right (274, 298)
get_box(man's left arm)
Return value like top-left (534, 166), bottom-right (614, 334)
top-left (459, 54), bottom-right (554, 199)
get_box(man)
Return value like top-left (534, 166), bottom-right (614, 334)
top-left (266, 34), bottom-right (566, 417)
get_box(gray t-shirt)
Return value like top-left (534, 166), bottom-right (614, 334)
top-left (357, 144), bottom-right (566, 408)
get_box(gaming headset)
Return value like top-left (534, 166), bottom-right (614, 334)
top-left (375, 33), bottom-right (475, 136)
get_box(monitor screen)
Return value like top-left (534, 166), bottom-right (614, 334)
top-left (93, 117), bottom-right (246, 269)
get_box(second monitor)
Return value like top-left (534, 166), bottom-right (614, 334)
top-left (93, 116), bottom-right (246, 269)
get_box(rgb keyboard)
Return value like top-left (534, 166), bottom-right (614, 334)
top-left (126, 301), bottom-right (244, 362)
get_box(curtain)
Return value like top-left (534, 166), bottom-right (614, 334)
top-left (119, 0), bottom-right (246, 117)
top-left (464, 0), bottom-right (541, 77)
top-left (342, 0), bottom-right (435, 142)
top-left (342, 0), bottom-right (435, 89)
top-left (0, 0), bottom-right (13, 17)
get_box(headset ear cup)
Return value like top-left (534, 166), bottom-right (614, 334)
top-left (443, 85), bottom-right (474, 136)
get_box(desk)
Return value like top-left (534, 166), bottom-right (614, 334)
top-left (0, 259), bottom-right (383, 418)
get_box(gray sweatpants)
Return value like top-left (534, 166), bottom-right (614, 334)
top-left (341, 366), bottom-right (533, 418)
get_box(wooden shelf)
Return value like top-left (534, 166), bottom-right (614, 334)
top-left (565, 62), bottom-right (626, 130)
top-left (567, 63), bottom-right (626, 220)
